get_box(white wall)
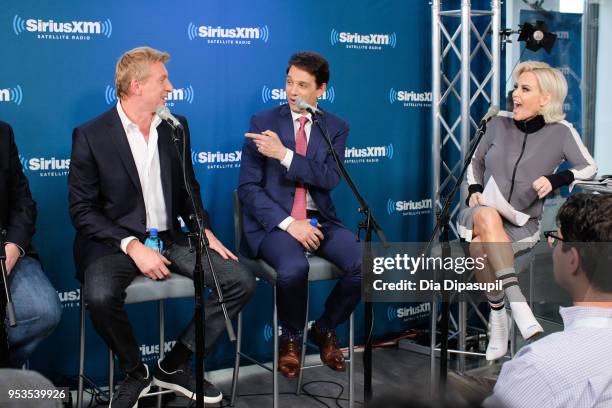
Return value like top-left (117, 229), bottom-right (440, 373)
top-left (594, 0), bottom-right (612, 175)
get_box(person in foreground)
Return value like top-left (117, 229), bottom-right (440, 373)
top-left (238, 51), bottom-right (362, 378)
top-left (483, 193), bottom-right (612, 407)
top-left (1, 121), bottom-right (61, 368)
top-left (457, 61), bottom-right (597, 360)
top-left (68, 47), bottom-right (255, 407)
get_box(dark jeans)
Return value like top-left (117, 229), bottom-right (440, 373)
top-left (83, 235), bottom-right (256, 372)
top-left (258, 221), bottom-right (362, 334)
top-left (7, 256), bottom-right (62, 367)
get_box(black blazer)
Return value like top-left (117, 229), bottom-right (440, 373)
top-left (0, 121), bottom-right (37, 256)
top-left (68, 108), bottom-right (209, 281)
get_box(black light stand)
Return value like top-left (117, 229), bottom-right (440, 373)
top-left (425, 106), bottom-right (498, 399)
top-left (0, 229), bottom-right (17, 367)
top-left (168, 124), bottom-right (236, 408)
top-left (307, 108), bottom-right (388, 405)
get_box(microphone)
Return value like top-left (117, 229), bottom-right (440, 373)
top-left (156, 105), bottom-right (183, 129)
top-left (296, 97), bottom-right (323, 115)
top-left (480, 105), bottom-right (499, 126)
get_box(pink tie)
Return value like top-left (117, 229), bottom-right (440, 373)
top-left (290, 116), bottom-right (309, 220)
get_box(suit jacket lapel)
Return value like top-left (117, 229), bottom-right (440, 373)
top-left (278, 105), bottom-right (296, 152)
top-left (108, 110), bottom-right (143, 198)
top-left (306, 113), bottom-right (325, 159)
top-left (156, 122), bottom-right (174, 220)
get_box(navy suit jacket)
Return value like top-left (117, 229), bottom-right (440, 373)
top-left (0, 121), bottom-right (37, 257)
top-left (237, 104), bottom-right (349, 258)
top-left (68, 107), bottom-right (209, 281)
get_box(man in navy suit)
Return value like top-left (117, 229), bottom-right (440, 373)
top-left (238, 52), bottom-right (362, 378)
top-left (69, 47), bottom-right (254, 407)
top-left (1, 121), bottom-right (61, 368)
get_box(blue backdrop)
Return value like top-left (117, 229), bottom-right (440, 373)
top-left (1, 0), bottom-right (463, 385)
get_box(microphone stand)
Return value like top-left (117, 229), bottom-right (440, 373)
top-left (0, 229), bottom-right (17, 367)
top-left (425, 114), bottom-right (491, 399)
top-left (167, 124), bottom-right (236, 408)
top-left (308, 108), bottom-right (388, 405)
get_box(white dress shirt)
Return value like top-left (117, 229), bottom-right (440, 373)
top-left (116, 101), bottom-right (169, 253)
top-left (483, 306), bottom-right (612, 408)
top-left (277, 110), bottom-right (319, 231)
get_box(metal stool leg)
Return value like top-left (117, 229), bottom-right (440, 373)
top-left (109, 349), bottom-right (114, 402)
top-left (296, 285), bottom-right (310, 395)
top-left (230, 311), bottom-right (243, 406)
top-left (349, 312), bottom-right (354, 408)
top-left (77, 294), bottom-right (85, 408)
top-left (273, 286), bottom-right (279, 408)
top-left (157, 299), bottom-right (165, 408)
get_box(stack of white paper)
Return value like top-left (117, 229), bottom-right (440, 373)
top-left (482, 177), bottom-right (530, 226)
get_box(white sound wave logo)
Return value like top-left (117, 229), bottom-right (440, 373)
top-left (188, 22), bottom-right (270, 43)
top-left (18, 154), bottom-right (71, 177)
top-left (345, 144), bottom-right (394, 160)
top-left (387, 303), bottom-right (430, 321)
top-left (263, 321), bottom-right (314, 342)
top-left (0, 85), bottom-right (24, 106)
top-left (13, 14), bottom-right (112, 38)
top-left (331, 28), bottom-right (397, 49)
top-left (387, 198), bottom-right (433, 215)
top-left (389, 88), bottom-right (432, 107)
top-left (261, 85), bottom-right (335, 104)
top-left (191, 149), bottom-right (241, 170)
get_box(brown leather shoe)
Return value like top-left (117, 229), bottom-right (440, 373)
top-left (308, 324), bottom-right (346, 372)
top-left (278, 338), bottom-right (301, 378)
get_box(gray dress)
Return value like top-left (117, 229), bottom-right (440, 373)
top-left (457, 112), bottom-right (596, 247)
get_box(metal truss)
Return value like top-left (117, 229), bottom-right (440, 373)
top-left (429, 0), bottom-right (501, 394)
top-left (432, 0), bottom-right (501, 238)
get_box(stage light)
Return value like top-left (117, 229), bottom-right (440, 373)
top-left (518, 21), bottom-right (557, 53)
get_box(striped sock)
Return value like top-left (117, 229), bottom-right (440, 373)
top-left (495, 267), bottom-right (527, 303)
top-left (486, 291), bottom-right (505, 310)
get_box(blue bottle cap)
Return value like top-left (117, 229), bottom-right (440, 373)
top-left (149, 228), bottom-right (158, 236)
top-left (310, 218), bottom-right (318, 226)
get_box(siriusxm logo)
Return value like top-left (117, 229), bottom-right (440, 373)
top-left (261, 85), bottom-right (336, 104)
top-left (345, 144), bottom-right (393, 160)
top-left (13, 15), bottom-right (112, 40)
top-left (58, 288), bottom-right (80, 309)
top-left (140, 341), bottom-right (176, 361)
top-left (19, 154), bottom-right (70, 177)
top-left (263, 321), bottom-right (314, 342)
top-left (387, 303), bottom-right (430, 321)
top-left (389, 88), bottom-right (432, 107)
top-left (104, 85), bottom-right (195, 105)
top-left (187, 22), bottom-right (269, 45)
top-left (0, 85), bottom-right (23, 106)
top-left (191, 149), bottom-right (241, 170)
top-left (345, 144), bottom-right (394, 165)
top-left (330, 28), bottom-right (397, 50)
top-left (387, 198), bottom-right (433, 215)
top-left (263, 324), bottom-right (280, 342)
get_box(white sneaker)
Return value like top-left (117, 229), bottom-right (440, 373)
top-left (510, 302), bottom-right (543, 340)
top-left (486, 308), bottom-right (509, 361)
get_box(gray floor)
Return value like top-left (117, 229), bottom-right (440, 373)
top-left (83, 313), bottom-right (563, 407)
top-left (142, 347), bottom-right (480, 408)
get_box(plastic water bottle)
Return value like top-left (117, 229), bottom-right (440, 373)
top-left (305, 218), bottom-right (318, 257)
top-left (144, 228), bottom-right (163, 253)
